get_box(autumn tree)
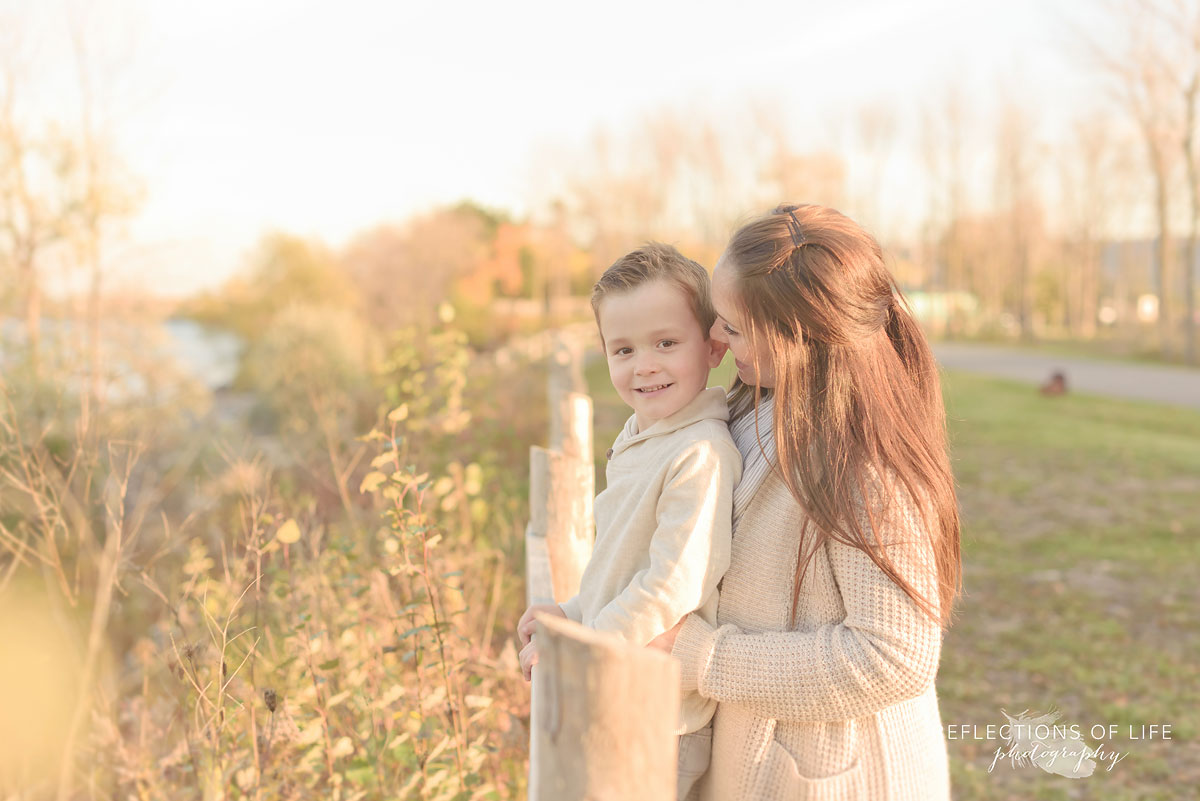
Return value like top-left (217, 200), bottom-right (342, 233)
top-left (455, 220), bottom-right (528, 307)
top-left (340, 203), bottom-right (495, 333)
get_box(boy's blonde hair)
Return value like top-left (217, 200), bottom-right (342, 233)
top-left (590, 243), bottom-right (716, 343)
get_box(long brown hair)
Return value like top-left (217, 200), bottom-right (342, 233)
top-left (725, 204), bottom-right (961, 629)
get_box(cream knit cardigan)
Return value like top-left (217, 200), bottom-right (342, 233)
top-left (671, 419), bottom-right (952, 800)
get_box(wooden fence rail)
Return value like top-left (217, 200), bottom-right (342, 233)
top-left (529, 616), bottom-right (679, 801)
top-left (525, 332), bottom-right (681, 800)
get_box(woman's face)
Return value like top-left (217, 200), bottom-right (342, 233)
top-left (711, 255), bottom-right (775, 388)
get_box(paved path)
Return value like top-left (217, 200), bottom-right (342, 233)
top-left (932, 343), bottom-right (1200, 411)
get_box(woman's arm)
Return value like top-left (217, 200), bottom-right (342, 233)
top-left (670, 489), bottom-right (942, 723)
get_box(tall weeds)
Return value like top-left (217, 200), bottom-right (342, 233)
top-left (0, 319), bottom-right (544, 800)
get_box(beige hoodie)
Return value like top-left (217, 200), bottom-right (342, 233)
top-left (559, 386), bottom-right (742, 735)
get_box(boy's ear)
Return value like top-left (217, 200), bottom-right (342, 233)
top-left (706, 336), bottom-right (727, 368)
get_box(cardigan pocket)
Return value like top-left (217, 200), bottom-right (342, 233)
top-left (752, 725), bottom-right (865, 800)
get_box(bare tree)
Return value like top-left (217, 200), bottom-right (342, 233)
top-left (920, 86), bottom-right (969, 308)
top-left (994, 96), bottom-right (1044, 340)
top-left (561, 127), bottom-right (660, 275)
top-left (0, 5), bottom-right (139, 419)
top-left (533, 200), bottom-right (573, 321)
top-left (1059, 111), bottom-right (1126, 338)
top-left (1163, 0), bottom-right (1200, 363)
top-left (1082, 0), bottom-right (1187, 357)
top-left (67, 7), bottom-right (142, 433)
top-left (559, 110), bottom-right (751, 276)
top-left (0, 61), bottom-right (72, 384)
top-left (689, 120), bottom-right (738, 253)
top-left (855, 103), bottom-right (898, 236)
top-left (756, 106), bottom-right (846, 211)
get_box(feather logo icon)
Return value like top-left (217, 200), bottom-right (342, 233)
top-left (999, 706), bottom-right (1097, 778)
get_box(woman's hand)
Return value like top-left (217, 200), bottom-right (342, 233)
top-left (516, 603), bottom-right (566, 681)
top-left (648, 615), bottom-right (686, 654)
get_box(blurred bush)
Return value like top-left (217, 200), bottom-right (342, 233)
top-left (239, 303), bottom-right (379, 439)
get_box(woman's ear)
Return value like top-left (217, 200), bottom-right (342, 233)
top-left (706, 336), bottom-right (727, 368)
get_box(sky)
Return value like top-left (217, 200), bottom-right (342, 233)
top-left (4, 0), bottom-right (1103, 297)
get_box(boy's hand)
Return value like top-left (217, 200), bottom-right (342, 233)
top-left (648, 615), bottom-right (686, 654)
top-left (516, 603), bottom-right (566, 648)
top-left (519, 639), bottom-right (539, 681)
top-left (516, 603), bottom-right (566, 681)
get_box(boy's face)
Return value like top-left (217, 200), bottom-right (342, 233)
top-left (597, 280), bottom-right (726, 431)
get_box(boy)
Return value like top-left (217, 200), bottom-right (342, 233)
top-left (517, 243), bottom-right (742, 800)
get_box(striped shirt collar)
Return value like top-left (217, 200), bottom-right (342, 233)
top-left (730, 392), bottom-right (777, 527)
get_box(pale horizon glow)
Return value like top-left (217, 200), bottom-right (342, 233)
top-left (5, 0), bottom-right (1102, 298)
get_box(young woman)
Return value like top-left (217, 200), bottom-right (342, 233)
top-left (650, 203), bottom-right (962, 800)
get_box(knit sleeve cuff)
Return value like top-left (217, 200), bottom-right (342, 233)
top-left (671, 614), bottom-right (720, 695)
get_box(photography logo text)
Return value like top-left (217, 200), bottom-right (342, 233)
top-left (944, 706), bottom-right (1174, 779)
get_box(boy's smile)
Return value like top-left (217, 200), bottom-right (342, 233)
top-left (596, 280), bottom-right (726, 431)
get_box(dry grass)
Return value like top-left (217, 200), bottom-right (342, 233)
top-left (0, 325), bottom-right (545, 800)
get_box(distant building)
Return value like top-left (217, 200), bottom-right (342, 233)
top-left (902, 290), bottom-right (981, 336)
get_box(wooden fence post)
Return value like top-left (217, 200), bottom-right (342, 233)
top-left (526, 446), bottom-right (593, 604)
top-left (530, 615), bottom-right (679, 801)
top-left (526, 357), bottom-right (594, 607)
top-left (526, 448), bottom-right (554, 606)
top-left (549, 392), bottom-right (593, 598)
top-left (529, 327), bottom-right (620, 798)
top-left (549, 332), bottom-right (586, 449)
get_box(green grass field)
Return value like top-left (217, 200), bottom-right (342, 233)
top-left (941, 371), bottom-right (1199, 800)
top-left (585, 356), bottom-right (1200, 800)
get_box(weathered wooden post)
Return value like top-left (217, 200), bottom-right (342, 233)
top-left (527, 329), bottom-right (604, 795)
top-left (530, 615), bottom-right (680, 801)
top-left (548, 332), bottom-right (587, 448)
top-left (526, 443), bottom-right (593, 604)
top-left (526, 339), bottom-right (594, 607)
top-left (525, 450), bottom-right (555, 606)
top-left (549, 392), bottom-right (594, 597)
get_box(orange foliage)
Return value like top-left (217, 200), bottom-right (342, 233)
top-left (455, 222), bottom-right (530, 306)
